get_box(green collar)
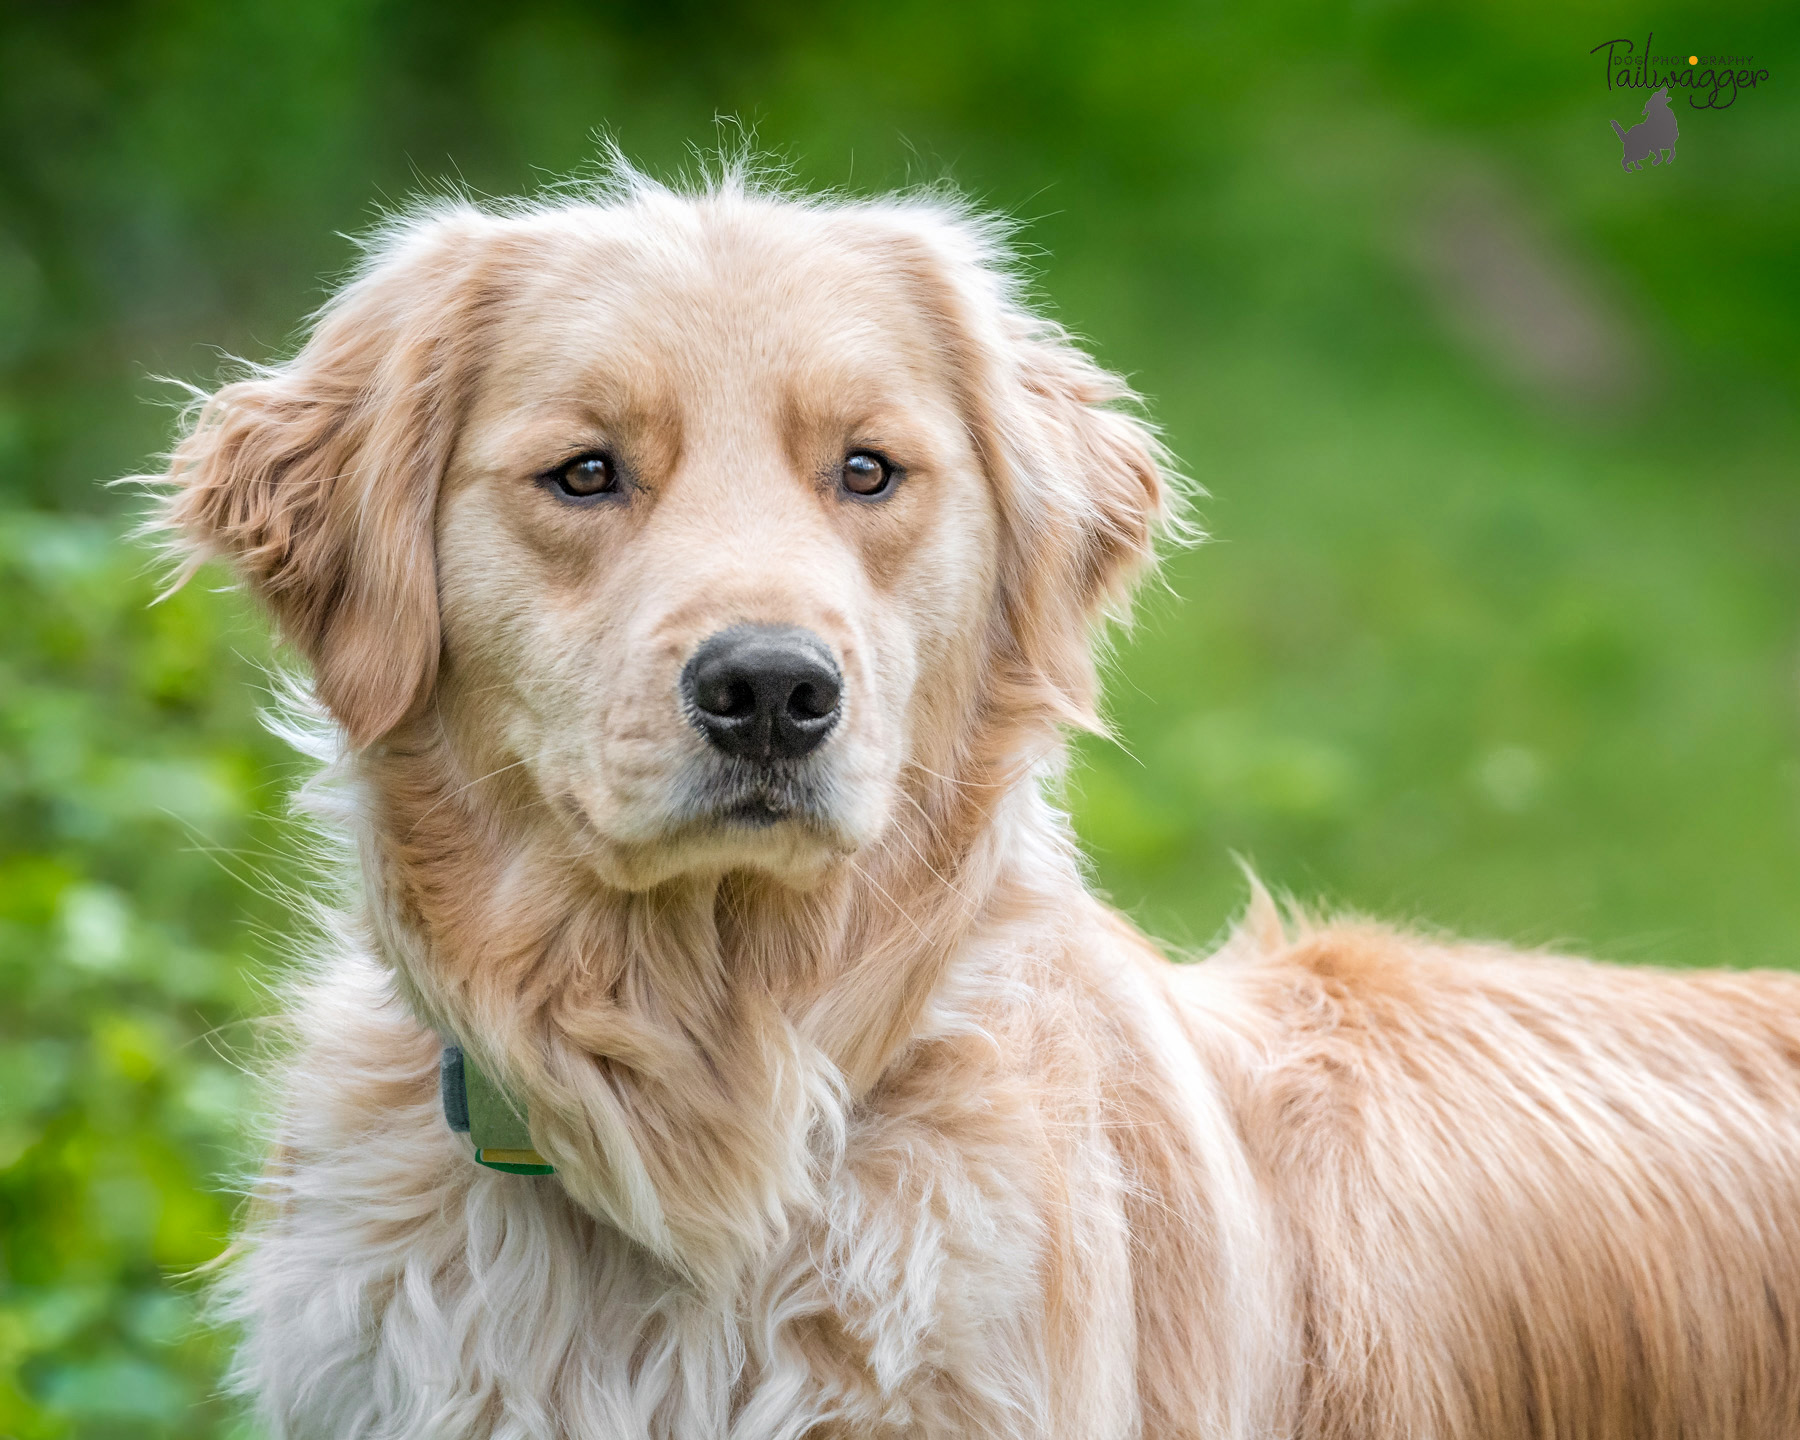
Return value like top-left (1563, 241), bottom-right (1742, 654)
top-left (439, 1044), bottom-right (555, 1175)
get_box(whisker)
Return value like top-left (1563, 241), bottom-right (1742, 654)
top-left (406, 758), bottom-right (532, 836)
top-left (885, 798), bottom-right (978, 911)
top-left (845, 856), bottom-right (934, 946)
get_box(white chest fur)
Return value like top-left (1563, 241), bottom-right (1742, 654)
top-left (216, 953), bottom-right (1140, 1440)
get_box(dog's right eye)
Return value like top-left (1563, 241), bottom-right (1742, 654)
top-left (546, 452), bottom-right (619, 500)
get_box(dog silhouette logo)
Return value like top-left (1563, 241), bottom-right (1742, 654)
top-left (1612, 85), bottom-right (1679, 168)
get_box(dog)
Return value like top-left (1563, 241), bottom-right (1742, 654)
top-left (155, 165), bottom-right (1800, 1438)
top-left (1613, 85), bottom-right (1679, 169)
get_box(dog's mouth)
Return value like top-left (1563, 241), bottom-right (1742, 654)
top-left (552, 751), bottom-right (859, 890)
top-left (719, 795), bottom-right (794, 828)
top-left (686, 758), bottom-right (834, 832)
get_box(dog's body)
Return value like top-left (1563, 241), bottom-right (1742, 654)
top-left (160, 170), bottom-right (1800, 1438)
top-left (1613, 85), bottom-right (1679, 169)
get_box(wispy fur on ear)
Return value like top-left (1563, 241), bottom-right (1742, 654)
top-left (868, 207), bottom-right (1178, 735)
top-left (154, 209), bottom-right (497, 748)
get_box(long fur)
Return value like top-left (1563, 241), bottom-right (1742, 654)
top-left (156, 161), bottom-right (1800, 1439)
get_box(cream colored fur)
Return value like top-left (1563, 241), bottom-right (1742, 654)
top-left (157, 164), bottom-right (1800, 1439)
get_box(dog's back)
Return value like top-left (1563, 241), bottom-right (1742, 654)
top-left (1163, 917), bottom-right (1800, 1437)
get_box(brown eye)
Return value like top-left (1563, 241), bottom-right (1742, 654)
top-left (549, 452), bottom-right (618, 499)
top-left (841, 450), bottom-right (896, 499)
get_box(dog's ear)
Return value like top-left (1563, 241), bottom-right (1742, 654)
top-left (158, 214), bottom-right (493, 748)
top-left (885, 210), bottom-right (1174, 731)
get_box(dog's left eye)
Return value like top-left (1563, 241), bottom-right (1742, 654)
top-left (840, 450), bottom-right (897, 499)
top-left (547, 452), bottom-right (619, 500)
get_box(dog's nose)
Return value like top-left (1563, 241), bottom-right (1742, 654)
top-left (682, 625), bottom-right (842, 761)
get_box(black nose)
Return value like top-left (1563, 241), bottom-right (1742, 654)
top-left (681, 625), bottom-right (843, 761)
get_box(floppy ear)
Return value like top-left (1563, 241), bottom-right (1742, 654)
top-left (158, 213), bottom-right (493, 748)
top-left (1002, 326), bottom-right (1170, 707)
top-left (884, 208), bottom-right (1173, 730)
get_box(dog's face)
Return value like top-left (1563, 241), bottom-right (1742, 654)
top-left (434, 212), bottom-right (1000, 887)
top-left (163, 182), bottom-right (1167, 892)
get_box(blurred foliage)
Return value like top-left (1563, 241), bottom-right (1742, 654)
top-left (1, 0), bottom-right (1796, 1434)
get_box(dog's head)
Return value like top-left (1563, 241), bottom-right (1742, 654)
top-left (161, 175), bottom-right (1171, 891)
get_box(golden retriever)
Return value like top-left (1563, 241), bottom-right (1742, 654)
top-left (157, 164), bottom-right (1800, 1439)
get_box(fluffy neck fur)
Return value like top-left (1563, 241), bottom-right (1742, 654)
top-left (350, 675), bottom-right (1078, 1295)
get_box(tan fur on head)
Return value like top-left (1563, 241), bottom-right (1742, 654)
top-left (157, 170), bottom-right (1169, 763)
top-left (156, 160), bottom-right (1800, 1440)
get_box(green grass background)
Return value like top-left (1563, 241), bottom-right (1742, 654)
top-left (2, 1), bottom-right (1796, 1434)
